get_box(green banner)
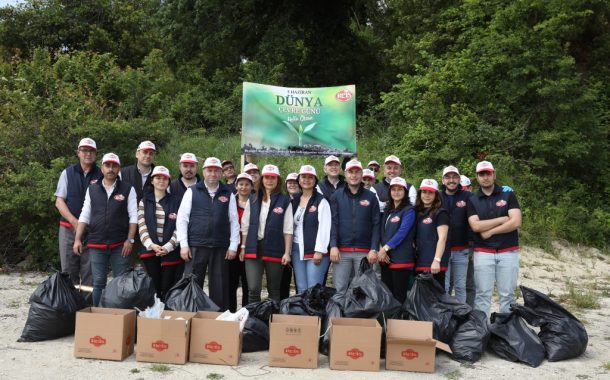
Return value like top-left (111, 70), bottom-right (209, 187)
top-left (241, 82), bottom-right (356, 156)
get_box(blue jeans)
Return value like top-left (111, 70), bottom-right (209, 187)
top-left (332, 251), bottom-right (368, 293)
top-left (291, 242), bottom-right (330, 294)
top-left (445, 249), bottom-right (470, 303)
top-left (473, 250), bottom-right (519, 315)
top-left (90, 246), bottom-right (131, 306)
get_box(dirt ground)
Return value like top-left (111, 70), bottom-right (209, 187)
top-left (1, 242), bottom-right (609, 380)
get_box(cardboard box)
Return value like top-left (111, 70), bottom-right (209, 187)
top-left (136, 311), bottom-right (196, 365)
top-left (189, 311), bottom-right (242, 366)
top-left (269, 314), bottom-right (321, 369)
top-left (329, 317), bottom-right (381, 371)
top-left (74, 307), bottom-right (136, 361)
top-left (385, 319), bottom-right (452, 373)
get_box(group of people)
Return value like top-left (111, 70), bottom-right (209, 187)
top-left (56, 138), bottom-right (522, 316)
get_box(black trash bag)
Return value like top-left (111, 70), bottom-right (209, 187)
top-left (488, 311), bottom-right (546, 367)
top-left (99, 266), bottom-right (156, 310)
top-left (245, 299), bottom-right (279, 325)
top-left (242, 317), bottom-right (270, 352)
top-left (18, 272), bottom-right (87, 342)
top-left (403, 273), bottom-right (472, 343)
top-left (450, 310), bottom-right (490, 363)
top-left (513, 286), bottom-right (588, 361)
top-left (320, 292), bottom-right (345, 356)
top-left (279, 284), bottom-right (336, 317)
top-left (343, 258), bottom-right (401, 319)
top-left (164, 274), bottom-right (220, 312)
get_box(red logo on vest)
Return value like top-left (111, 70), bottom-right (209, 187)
top-left (152, 340), bottom-right (169, 352)
top-left (456, 200), bottom-right (466, 208)
top-left (114, 194), bottom-right (125, 201)
top-left (496, 200), bottom-right (507, 207)
top-left (89, 335), bottom-right (106, 347)
top-left (423, 217), bottom-right (433, 224)
top-left (308, 205), bottom-right (317, 213)
top-left (346, 348), bottom-right (364, 359)
top-left (218, 196), bottom-right (229, 203)
top-left (273, 207), bottom-right (284, 214)
top-left (401, 348), bottom-right (419, 360)
top-left (168, 213), bottom-right (177, 220)
top-left (90, 179), bottom-right (98, 184)
top-left (390, 216), bottom-right (400, 223)
top-left (205, 341), bottom-right (222, 352)
top-left (335, 89), bottom-right (353, 102)
top-left (284, 345), bottom-right (302, 357)
top-left (359, 200), bottom-right (370, 206)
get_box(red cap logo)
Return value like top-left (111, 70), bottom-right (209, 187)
top-left (390, 216), bottom-right (400, 223)
top-left (336, 89), bottom-right (353, 102)
top-left (205, 341), bottom-right (223, 352)
top-left (401, 348), bottom-right (419, 360)
top-left (423, 217), bottom-right (433, 224)
top-left (284, 345), bottom-right (302, 357)
top-left (273, 207), bottom-right (284, 214)
top-left (308, 205), bottom-right (317, 213)
top-left (496, 200), bottom-right (507, 207)
top-left (218, 196), bottom-right (229, 203)
top-left (152, 340), bottom-right (169, 352)
top-left (456, 200), bottom-right (466, 208)
top-left (113, 194), bottom-right (125, 201)
top-left (359, 200), bottom-right (370, 207)
top-left (89, 335), bottom-right (106, 347)
top-left (346, 348), bottom-right (364, 360)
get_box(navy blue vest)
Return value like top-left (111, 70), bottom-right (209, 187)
top-left (415, 208), bottom-right (450, 271)
top-left (381, 207), bottom-right (415, 268)
top-left (318, 175), bottom-right (345, 201)
top-left (331, 185), bottom-right (380, 251)
top-left (187, 182), bottom-right (232, 247)
top-left (292, 192), bottom-right (325, 258)
top-left (439, 188), bottom-right (472, 249)
top-left (469, 186), bottom-right (519, 251)
top-left (141, 191), bottom-right (182, 265)
top-left (245, 192), bottom-right (291, 262)
top-left (61, 163), bottom-right (102, 224)
top-left (87, 179), bottom-right (132, 246)
top-left (121, 163), bottom-right (155, 202)
top-left (169, 175), bottom-right (201, 205)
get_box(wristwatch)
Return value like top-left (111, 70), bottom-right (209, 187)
top-left (127, 238), bottom-right (135, 244)
top-left (240, 245), bottom-right (246, 249)
top-left (434, 257), bottom-right (441, 263)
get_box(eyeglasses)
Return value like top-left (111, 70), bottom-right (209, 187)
top-left (223, 166), bottom-right (234, 171)
top-left (78, 148), bottom-right (96, 154)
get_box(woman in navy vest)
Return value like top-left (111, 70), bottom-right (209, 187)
top-left (240, 165), bottom-right (293, 302)
top-left (291, 165), bottom-right (331, 294)
top-left (377, 177), bottom-right (416, 303)
top-left (414, 178), bottom-right (450, 289)
top-left (137, 166), bottom-right (181, 300)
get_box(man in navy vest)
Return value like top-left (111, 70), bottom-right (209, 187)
top-left (221, 159), bottom-right (237, 193)
top-left (329, 159), bottom-right (381, 293)
top-left (467, 161), bottom-right (522, 315)
top-left (439, 165), bottom-right (474, 304)
top-left (73, 153), bottom-right (138, 306)
top-left (317, 155), bottom-right (345, 200)
top-left (54, 138), bottom-right (103, 286)
top-left (176, 157), bottom-right (240, 310)
top-left (374, 155), bottom-right (417, 207)
top-left (170, 152), bottom-right (201, 204)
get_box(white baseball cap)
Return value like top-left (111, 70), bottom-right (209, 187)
top-left (151, 166), bottom-right (171, 179)
top-left (236, 173), bottom-right (253, 184)
top-left (442, 165), bottom-right (460, 176)
top-left (419, 178), bottom-right (439, 192)
top-left (384, 155), bottom-right (401, 166)
top-left (362, 169), bottom-right (375, 180)
top-left (345, 159), bottom-right (363, 172)
top-left (203, 157), bottom-right (222, 169)
top-left (180, 152), bottom-right (198, 164)
top-left (137, 140), bottom-right (156, 151)
top-left (286, 172), bottom-right (298, 182)
top-left (476, 161), bottom-right (495, 173)
top-left (244, 163), bottom-right (259, 173)
top-left (324, 155), bottom-right (340, 166)
top-left (460, 175), bottom-right (471, 187)
top-left (390, 177), bottom-right (408, 189)
top-left (367, 160), bottom-right (380, 168)
top-left (261, 164), bottom-right (280, 177)
top-left (298, 165), bottom-right (317, 178)
top-left (78, 138), bottom-right (97, 150)
top-left (102, 153), bottom-right (120, 165)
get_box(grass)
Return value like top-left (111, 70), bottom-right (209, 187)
top-left (602, 362), bottom-right (610, 370)
top-left (460, 362), bottom-right (475, 369)
top-left (562, 280), bottom-right (601, 309)
top-left (130, 368), bottom-right (140, 374)
top-left (207, 374), bottom-right (225, 380)
top-left (149, 364), bottom-right (171, 373)
top-left (444, 369), bottom-right (462, 379)
top-left (7, 301), bottom-right (19, 308)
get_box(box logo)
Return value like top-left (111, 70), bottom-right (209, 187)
top-left (346, 348), bottom-right (364, 359)
top-left (335, 89), bottom-right (353, 102)
top-left (205, 341), bottom-right (223, 352)
top-left (125, 335), bottom-right (132, 346)
top-left (89, 335), bottom-right (106, 347)
top-left (401, 348), bottom-right (419, 360)
top-left (152, 340), bottom-right (169, 352)
top-left (284, 345), bottom-right (302, 357)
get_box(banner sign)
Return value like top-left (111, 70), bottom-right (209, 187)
top-left (241, 82), bottom-right (356, 156)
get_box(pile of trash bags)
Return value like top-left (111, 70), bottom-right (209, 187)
top-left (18, 272), bottom-right (87, 342)
top-left (241, 299), bottom-right (279, 352)
top-left (165, 274), bottom-right (220, 312)
top-left (99, 266), bottom-right (156, 310)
